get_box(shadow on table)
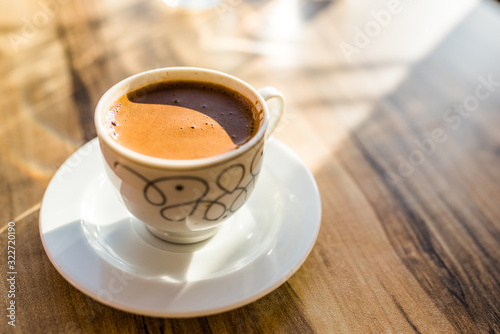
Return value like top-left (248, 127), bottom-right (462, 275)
top-left (309, 1), bottom-right (500, 332)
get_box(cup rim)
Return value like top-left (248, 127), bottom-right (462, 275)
top-left (94, 67), bottom-right (269, 169)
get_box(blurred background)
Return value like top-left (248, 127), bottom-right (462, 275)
top-left (2, 0), bottom-right (495, 217)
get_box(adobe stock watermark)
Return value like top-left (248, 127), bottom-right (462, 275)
top-left (339, 0), bottom-right (403, 62)
top-left (60, 268), bottom-right (134, 331)
top-left (234, 294), bottom-right (280, 333)
top-left (96, 268), bottom-right (134, 302)
top-left (215, 0), bottom-right (243, 19)
top-left (385, 74), bottom-right (499, 189)
top-left (55, 139), bottom-right (99, 183)
top-left (6, 222), bottom-right (17, 327)
top-left (8, 0), bottom-right (71, 53)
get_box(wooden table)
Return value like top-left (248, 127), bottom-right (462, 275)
top-left (2, 0), bottom-right (500, 332)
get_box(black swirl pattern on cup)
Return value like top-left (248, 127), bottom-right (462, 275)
top-left (113, 144), bottom-right (264, 223)
top-left (203, 164), bottom-right (247, 221)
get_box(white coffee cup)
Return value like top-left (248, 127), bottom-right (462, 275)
top-left (94, 67), bottom-right (284, 244)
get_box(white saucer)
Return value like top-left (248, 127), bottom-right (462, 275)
top-left (39, 138), bottom-right (321, 317)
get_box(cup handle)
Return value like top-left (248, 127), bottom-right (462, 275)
top-left (258, 87), bottom-right (285, 139)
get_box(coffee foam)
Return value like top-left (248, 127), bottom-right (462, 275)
top-left (106, 80), bottom-right (258, 160)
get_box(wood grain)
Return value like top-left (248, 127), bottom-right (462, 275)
top-left (2, 0), bottom-right (500, 332)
